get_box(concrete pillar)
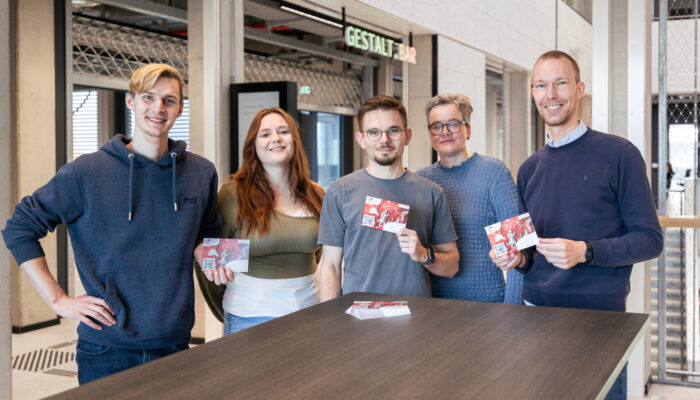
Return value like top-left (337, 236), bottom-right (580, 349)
top-left (611, 1), bottom-right (629, 137)
top-left (593, 0), bottom-right (653, 396)
top-left (436, 36), bottom-right (486, 156)
top-left (376, 57), bottom-right (393, 97)
top-left (485, 79), bottom-right (498, 159)
top-left (1, 0), bottom-right (12, 396)
top-left (627, 2), bottom-right (653, 396)
top-left (188, 0), bottom-right (244, 342)
top-left (592, 0), bottom-right (610, 133)
top-left (406, 34), bottom-right (432, 171)
top-left (97, 89), bottom-right (115, 146)
top-left (12, 0), bottom-right (59, 330)
top-left (683, 178), bottom-right (700, 382)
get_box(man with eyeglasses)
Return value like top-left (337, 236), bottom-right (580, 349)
top-left (416, 93), bottom-right (523, 305)
top-left (490, 51), bottom-right (662, 400)
top-left (318, 95), bottom-right (459, 301)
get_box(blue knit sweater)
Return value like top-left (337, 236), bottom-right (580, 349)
top-left (417, 154), bottom-right (523, 304)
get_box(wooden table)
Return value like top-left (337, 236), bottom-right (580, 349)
top-left (49, 293), bottom-right (649, 400)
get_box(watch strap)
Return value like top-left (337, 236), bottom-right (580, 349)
top-left (421, 247), bottom-right (435, 265)
top-left (584, 241), bottom-right (594, 264)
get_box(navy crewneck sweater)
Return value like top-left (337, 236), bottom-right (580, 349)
top-left (517, 129), bottom-right (663, 311)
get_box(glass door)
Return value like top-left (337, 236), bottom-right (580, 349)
top-left (299, 111), bottom-right (354, 189)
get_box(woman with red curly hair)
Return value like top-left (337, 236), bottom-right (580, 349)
top-left (196, 107), bottom-right (324, 334)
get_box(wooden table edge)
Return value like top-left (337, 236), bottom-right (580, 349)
top-left (595, 314), bottom-right (650, 400)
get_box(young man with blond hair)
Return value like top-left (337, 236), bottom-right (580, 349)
top-left (2, 63), bottom-right (220, 383)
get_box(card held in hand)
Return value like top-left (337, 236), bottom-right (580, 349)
top-left (361, 196), bottom-right (410, 234)
top-left (201, 238), bottom-right (250, 272)
top-left (485, 213), bottom-right (539, 257)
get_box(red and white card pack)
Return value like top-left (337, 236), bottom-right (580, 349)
top-left (201, 238), bottom-right (250, 272)
top-left (345, 301), bottom-right (411, 320)
top-left (361, 196), bottom-right (410, 234)
top-left (484, 213), bottom-right (539, 257)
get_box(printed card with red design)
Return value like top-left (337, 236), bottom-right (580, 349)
top-left (345, 301), bottom-right (411, 320)
top-left (361, 196), bottom-right (410, 233)
top-left (201, 238), bottom-right (250, 272)
top-left (484, 213), bottom-right (539, 257)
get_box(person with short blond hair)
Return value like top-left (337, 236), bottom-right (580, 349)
top-left (2, 63), bottom-right (220, 384)
top-left (417, 93), bottom-right (522, 304)
top-left (129, 63), bottom-right (185, 106)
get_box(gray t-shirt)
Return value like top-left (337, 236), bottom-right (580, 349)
top-left (318, 169), bottom-right (457, 297)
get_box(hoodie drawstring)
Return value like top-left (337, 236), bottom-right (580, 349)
top-left (127, 152), bottom-right (179, 221)
top-left (128, 153), bottom-right (135, 221)
top-left (171, 152), bottom-right (178, 212)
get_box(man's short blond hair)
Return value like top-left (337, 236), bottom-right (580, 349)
top-left (533, 50), bottom-right (581, 83)
top-left (129, 64), bottom-right (185, 105)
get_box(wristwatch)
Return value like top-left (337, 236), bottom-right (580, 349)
top-left (584, 241), bottom-right (594, 264)
top-left (421, 247), bottom-right (435, 265)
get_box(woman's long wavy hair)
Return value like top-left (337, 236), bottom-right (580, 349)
top-left (233, 107), bottom-right (324, 236)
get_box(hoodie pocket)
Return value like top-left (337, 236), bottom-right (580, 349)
top-left (103, 264), bottom-right (194, 339)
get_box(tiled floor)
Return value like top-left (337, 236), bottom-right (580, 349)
top-left (631, 384), bottom-right (700, 400)
top-left (10, 319), bottom-right (700, 399)
top-left (12, 319), bottom-right (79, 399)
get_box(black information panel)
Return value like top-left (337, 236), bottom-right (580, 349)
top-left (229, 81), bottom-right (297, 173)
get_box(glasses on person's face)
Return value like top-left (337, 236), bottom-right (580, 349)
top-left (428, 120), bottom-right (467, 136)
top-left (364, 127), bottom-right (404, 141)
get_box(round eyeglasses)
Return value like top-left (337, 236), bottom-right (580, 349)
top-left (364, 127), bottom-right (404, 141)
top-left (428, 120), bottom-right (467, 136)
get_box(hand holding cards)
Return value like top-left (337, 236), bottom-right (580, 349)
top-left (485, 213), bottom-right (539, 257)
top-left (201, 238), bottom-right (250, 272)
top-left (361, 196), bottom-right (410, 234)
top-left (345, 301), bottom-right (411, 320)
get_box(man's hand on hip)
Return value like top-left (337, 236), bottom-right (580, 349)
top-left (52, 294), bottom-right (116, 330)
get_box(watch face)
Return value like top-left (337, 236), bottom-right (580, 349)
top-left (585, 249), bottom-right (594, 262)
top-left (423, 248), bottom-right (435, 265)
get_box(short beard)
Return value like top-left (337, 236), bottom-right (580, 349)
top-left (373, 154), bottom-right (399, 166)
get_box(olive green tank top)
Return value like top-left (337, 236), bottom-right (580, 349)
top-left (216, 182), bottom-right (321, 279)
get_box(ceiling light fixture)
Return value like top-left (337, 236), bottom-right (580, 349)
top-left (279, 5), bottom-right (343, 29)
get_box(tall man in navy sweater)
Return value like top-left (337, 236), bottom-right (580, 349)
top-left (2, 64), bottom-right (220, 384)
top-left (490, 51), bottom-right (662, 400)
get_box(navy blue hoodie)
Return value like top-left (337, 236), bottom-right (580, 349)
top-left (2, 134), bottom-right (220, 348)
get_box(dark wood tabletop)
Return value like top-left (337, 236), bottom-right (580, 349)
top-left (49, 293), bottom-right (649, 400)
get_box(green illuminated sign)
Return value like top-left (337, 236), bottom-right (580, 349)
top-left (299, 86), bottom-right (311, 95)
top-left (345, 25), bottom-right (416, 64)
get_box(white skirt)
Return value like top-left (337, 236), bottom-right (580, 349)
top-left (222, 272), bottom-right (319, 318)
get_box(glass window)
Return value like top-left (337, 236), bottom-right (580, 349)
top-left (72, 89), bottom-right (98, 160)
top-left (316, 112), bottom-right (341, 189)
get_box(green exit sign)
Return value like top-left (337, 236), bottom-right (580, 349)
top-left (299, 86), bottom-right (311, 95)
